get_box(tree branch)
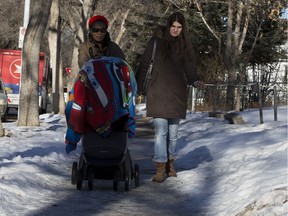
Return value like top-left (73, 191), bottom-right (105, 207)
top-left (238, 0), bottom-right (251, 54)
top-left (194, 0), bottom-right (220, 41)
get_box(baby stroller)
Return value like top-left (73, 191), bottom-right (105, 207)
top-left (71, 116), bottom-right (140, 191)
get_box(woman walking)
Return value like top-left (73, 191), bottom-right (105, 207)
top-left (136, 12), bottom-right (205, 183)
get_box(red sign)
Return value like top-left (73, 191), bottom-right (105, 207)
top-left (65, 67), bottom-right (71, 75)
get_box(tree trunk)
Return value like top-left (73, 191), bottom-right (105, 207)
top-left (18, 0), bottom-right (52, 126)
top-left (49, 0), bottom-right (61, 114)
top-left (0, 118), bottom-right (3, 137)
top-left (115, 9), bottom-right (130, 44)
top-left (67, 0), bottom-right (97, 92)
top-left (236, 85), bottom-right (241, 112)
top-left (224, 0), bottom-right (252, 111)
top-left (224, 0), bottom-right (235, 111)
top-left (58, 58), bottom-right (66, 114)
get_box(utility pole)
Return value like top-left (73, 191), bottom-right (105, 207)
top-left (18, 0), bottom-right (31, 118)
top-left (23, 0), bottom-right (31, 27)
top-left (19, 0), bottom-right (30, 48)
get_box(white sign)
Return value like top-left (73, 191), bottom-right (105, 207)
top-left (18, 27), bottom-right (26, 48)
top-left (9, 59), bottom-right (22, 79)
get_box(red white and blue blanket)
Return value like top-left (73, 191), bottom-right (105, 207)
top-left (65, 57), bottom-right (137, 148)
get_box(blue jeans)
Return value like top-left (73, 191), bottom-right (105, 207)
top-left (153, 118), bottom-right (180, 162)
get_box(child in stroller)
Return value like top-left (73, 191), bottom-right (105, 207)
top-left (65, 57), bottom-right (139, 191)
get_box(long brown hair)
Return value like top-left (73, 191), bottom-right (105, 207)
top-left (162, 12), bottom-right (194, 60)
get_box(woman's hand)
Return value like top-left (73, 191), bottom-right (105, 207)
top-left (193, 81), bottom-right (206, 89)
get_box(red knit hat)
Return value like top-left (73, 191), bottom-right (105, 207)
top-left (88, 15), bottom-right (108, 28)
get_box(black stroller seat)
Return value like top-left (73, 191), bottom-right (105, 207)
top-left (71, 116), bottom-right (140, 191)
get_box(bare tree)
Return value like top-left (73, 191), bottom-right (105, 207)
top-left (18, 0), bottom-right (53, 126)
top-left (0, 1), bottom-right (24, 49)
top-left (194, 0), bottom-right (252, 110)
top-left (66, 0), bottom-right (97, 92)
top-left (49, 0), bottom-right (60, 113)
top-left (49, 0), bottom-right (66, 114)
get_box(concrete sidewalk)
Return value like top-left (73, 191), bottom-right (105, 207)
top-left (135, 116), bottom-right (154, 139)
top-left (128, 116), bottom-right (155, 174)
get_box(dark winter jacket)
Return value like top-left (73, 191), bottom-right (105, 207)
top-left (78, 33), bottom-right (125, 68)
top-left (136, 28), bottom-right (200, 119)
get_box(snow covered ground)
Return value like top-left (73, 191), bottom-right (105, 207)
top-left (0, 105), bottom-right (287, 216)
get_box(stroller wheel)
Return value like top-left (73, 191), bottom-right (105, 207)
top-left (71, 162), bottom-right (78, 185)
top-left (124, 170), bottom-right (131, 191)
top-left (134, 164), bottom-right (140, 187)
top-left (76, 169), bottom-right (83, 190)
top-left (113, 169), bottom-right (120, 191)
top-left (88, 169), bottom-right (94, 191)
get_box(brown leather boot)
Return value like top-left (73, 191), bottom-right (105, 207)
top-left (152, 162), bottom-right (166, 183)
top-left (167, 159), bottom-right (177, 177)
